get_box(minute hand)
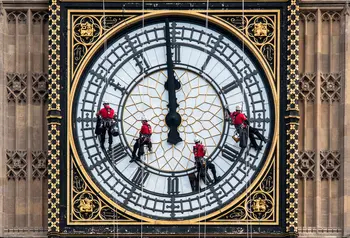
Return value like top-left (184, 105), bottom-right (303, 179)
top-left (164, 19), bottom-right (182, 145)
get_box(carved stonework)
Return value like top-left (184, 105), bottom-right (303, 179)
top-left (32, 11), bottom-right (48, 24)
top-left (300, 11), bottom-right (316, 22)
top-left (7, 11), bottom-right (27, 24)
top-left (298, 151), bottom-right (315, 180)
top-left (32, 73), bottom-right (48, 103)
top-left (320, 73), bottom-right (341, 102)
top-left (299, 73), bottom-right (316, 102)
top-left (6, 150), bottom-right (27, 180)
top-left (7, 73), bottom-right (27, 103)
top-left (320, 150), bottom-right (340, 180)
top-left (321, 11), bottom-right (341, 22)
top-left (32, 151), bottom-right (48, 180)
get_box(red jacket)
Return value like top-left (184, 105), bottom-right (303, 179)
top-left (193, 143), bottom-right (205, 157)
top-left (98, 106), bottom-right (115, 119)
top-left (230, 111), bottom-right (247, 127)
top-left (140, 122), bottom-right (152, 135)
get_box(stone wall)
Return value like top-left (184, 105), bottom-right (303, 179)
top-left (297, 1), bottom-right (350, 237)
top-left (0, 3), bottom-right (49, 238)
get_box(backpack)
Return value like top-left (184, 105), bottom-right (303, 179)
top-left (147, 124), bottom-right (152, 134)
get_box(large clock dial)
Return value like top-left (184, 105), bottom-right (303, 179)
top-left (73, 18), bottom-right (274, 220)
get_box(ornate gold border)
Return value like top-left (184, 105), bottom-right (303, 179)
top-left (67, 10), bottom-right (280, 225)
top-left (285, 0), bottom-right (299, 234)
top-left (61, 0), bottom-right (288, 2)
top-left (48, 0), bottom-right (61, 234)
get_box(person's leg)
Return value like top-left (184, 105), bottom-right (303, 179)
top-left (100, 127), bottom-right (107, 148)
top-left (249, 129), bottom-right (262, 150)
top-left (250, 127), bottom-right (267, 142)
top-left (195, 161), bottom-right (201, 191)
top-left (148, 139), bottom-right (152, 152)
top-left (138, 139), bottom-right (145, 157)
top-left (132, 139), bottom-right (140, 158)
top-left (207, 162), bottom-right (217, 182)
top-left (107, 127), bottom-right (113, 150)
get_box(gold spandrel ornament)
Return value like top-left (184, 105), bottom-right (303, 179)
top-left (70, 161), bottom-right (138, 223)
top-left (79, 22), bottom-right (95, 37)
top-left (254, 22), bottom-right (268, 37)
top-left (253, 197), bottom-right (267, 213)
top-left (78, 195), bottom-right (96, 213)
top-left (71, 14), bottom-right (137, 76)
top-left (210, 159), bottom-right (275, 223)
top-left (214, 14), bottom-right (277, 77)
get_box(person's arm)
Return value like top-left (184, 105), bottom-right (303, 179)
top-left (224, 105), bottom-right (231, 119)
top-left (243, 114), bottom-right (250, 125)
top-left (96, 109), bottom-right (101, 117)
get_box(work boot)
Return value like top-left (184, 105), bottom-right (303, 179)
top-left (253, 145), bottom-right (263, 151)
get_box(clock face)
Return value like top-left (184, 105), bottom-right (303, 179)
top-left (73, 18), bottom-right (274, 220)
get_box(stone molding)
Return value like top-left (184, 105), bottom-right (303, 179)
top-left (298, 151), bottom-right (316, 180)
top-left (32, 151), bottom-right (48, 180)
top-left (320, 150), bottom-right (340, 180)
top-left (6, 73), bottom-right (27, 103)
top-left (6, 150), bottom-right (27, 180)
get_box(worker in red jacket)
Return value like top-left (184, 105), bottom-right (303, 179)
top-left (225, 105), bottom-right (266, 150)
top-left (130, 117), bottom-right (152, 162)
top-left (193, 137), bottom-right (218, 188)
top-left (96, 102), bottom-right (116, 150)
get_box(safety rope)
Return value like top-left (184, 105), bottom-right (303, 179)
top-left (140, 1), bottom-right (145, 237)
top-left (239, 1), bottom-right (253, 237)
top-left (204, 1), bottom-right (210, 238)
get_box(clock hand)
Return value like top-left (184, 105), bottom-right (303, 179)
top-left (164, 18), bottom-right (182, 145)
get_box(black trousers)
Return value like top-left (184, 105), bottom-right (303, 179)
top-left (249, 127), bottom-right (265, 147)
top-left (195, 157), bottom-right (217, 186)
top-left (100, 126), bottom-right (113, 146)
top-left (132, 137), bottom-right (152, 158)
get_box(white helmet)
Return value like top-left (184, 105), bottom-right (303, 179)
top-left (194, 137), bottom-right (201, 143)
top-left (141, 116), bottom-right (148, 121)
top-left (236, 105), bottom-right (241, 111)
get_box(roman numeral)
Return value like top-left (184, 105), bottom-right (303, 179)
top-left (188, 173), bottom-right (198, 192)
top-left (89, 69), bottom-right (106, 82)
top-left (201, 35), bottom-right (224, 71)
top-left (108, 143), bottom-right (127, 163)
top-left (167, 177), bottom-right (179, 195)
top-left (221, 80), bottom-right (241, 94)
top-left (125, 35), bottom-right (150, 73)
top-left (132, 168), bottom-right (149, 186)
top-left (243, 69), bottom-right (258, 80)
top-left (109, 78), bottom-right (126, 94)
top-left (174, 45), bottom-right (181, 63)
top-left (222, 144), bottom-right (241, 162)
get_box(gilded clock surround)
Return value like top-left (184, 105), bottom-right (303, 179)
top-left (48, 1), bottom-right (298, 236)
top-left (67, 9), bottom-right (279, 225)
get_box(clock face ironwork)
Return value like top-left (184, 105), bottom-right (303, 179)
top-left (72, 18), bottom-right (274, 220)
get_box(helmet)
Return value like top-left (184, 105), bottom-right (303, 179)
top-left (194, 137), bottom-right (201, 143)
top-left (236, 105), bottom-right (241, 111)
top-left (141, 116), bottom-right (148, 121)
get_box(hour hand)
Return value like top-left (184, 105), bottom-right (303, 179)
top-left (165, 111), bottom-right (182, 145)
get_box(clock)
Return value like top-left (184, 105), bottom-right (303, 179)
top-left (72, 16), bottom-right (275, 220)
